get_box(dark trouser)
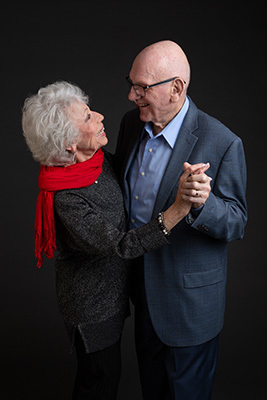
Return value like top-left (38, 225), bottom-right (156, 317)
top-left (135, 280), bottom-right (219, 400)
top-left (72, 331), bottom-right (121, 400)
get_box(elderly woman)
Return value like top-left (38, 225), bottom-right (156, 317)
top-left (22, 81), bottom-right (208, 400)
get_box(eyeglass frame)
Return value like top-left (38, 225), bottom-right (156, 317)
top-left (126, 76), bottom-right (186, 97)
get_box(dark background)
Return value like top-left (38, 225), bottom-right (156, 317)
top-left (1, 1), bottom-right (266, 399)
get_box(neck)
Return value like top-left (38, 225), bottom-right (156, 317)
top-left (152, 97), bottom-right (186, 136)
top-left (75, 149), bottom-right (97, 163)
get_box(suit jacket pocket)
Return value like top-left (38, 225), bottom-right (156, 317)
top-left (183, 268), bottom-right (225, 289)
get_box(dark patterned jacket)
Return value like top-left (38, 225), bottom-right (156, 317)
top-left (53, 151), bottom-right (168, 353)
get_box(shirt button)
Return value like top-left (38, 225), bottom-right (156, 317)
top-left (148, 148), bottom-right (153, 152)
top-left (141, 172), bottom-right (145, 176)
top-left (135, 195), bottom-right (139, 200)
top-left (131, 218), bottom-right (135, 223)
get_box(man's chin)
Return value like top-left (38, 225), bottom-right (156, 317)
top-left (138, 106), bottom-right (150, 122)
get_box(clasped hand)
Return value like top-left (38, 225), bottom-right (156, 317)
top-left (175, 162), bottom-right (212, 214)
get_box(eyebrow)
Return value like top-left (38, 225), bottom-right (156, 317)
top-left (130, 78), bottom-right (148, 86)
top-left (128, 75), bottom-right (149, 86)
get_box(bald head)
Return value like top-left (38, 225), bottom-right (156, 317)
top-left (131, 40), bottom-right (190, 87)
top-left (128, 41), bottom-right (190, 134)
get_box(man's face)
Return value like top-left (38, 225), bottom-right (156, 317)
top-left (128, 65), bottom-right (178, 135)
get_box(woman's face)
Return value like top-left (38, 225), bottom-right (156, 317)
top-left (68, 101), bottom-right (108, 159)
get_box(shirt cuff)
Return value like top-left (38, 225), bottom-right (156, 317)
top-left (186, 205), bottom-right (204, 225)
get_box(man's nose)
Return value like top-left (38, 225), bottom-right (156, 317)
top-left (128, 86), bottom-right (140, 102)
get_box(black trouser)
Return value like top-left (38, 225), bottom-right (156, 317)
top-left (135, 279), bottom-right (218, 400)
top-left (72, 331), bottom-right (121, 400)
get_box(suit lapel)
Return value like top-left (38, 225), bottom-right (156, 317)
top-left (152, 100), bottom-right (199, 217)
top-left (122, 116), bottom-right (145, 215)
top-left (121, 99), bottom-right (200, 218)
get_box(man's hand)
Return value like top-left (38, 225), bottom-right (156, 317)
top-left (164, 163), bottom-right (211, 231)
top-left (180, 162), bottom-right (212, 208)
top-left (173, 163), bottom-right (210, 213)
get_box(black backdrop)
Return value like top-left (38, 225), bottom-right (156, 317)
top-left (1, 1), bottom-right (266, 399)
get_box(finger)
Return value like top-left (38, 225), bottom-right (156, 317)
top-left (183, 162), bottom-right (191, 171)
top-left (183, 162), bottom-right (210, 175)
top-left (187, 173), bottom-right (212, 184)
top-left (182, 162), bottom-right (208, 179)
top-left (182, 194), bottom-right (205, 206)
top-left (193, 162), bottom-right (210, 175)
top-left (181, 193), bottom-right (202, 203)
top-left (181, 188), bottom-right (201, 197)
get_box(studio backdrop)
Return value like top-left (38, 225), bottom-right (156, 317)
top-left (1, 1), bottom-right (266, 399)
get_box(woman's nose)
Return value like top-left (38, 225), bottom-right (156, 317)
top-left (94, 111), bottom-right (104, 121)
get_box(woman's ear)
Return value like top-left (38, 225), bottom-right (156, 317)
top-left (65, 143), bottom-right (77, 154)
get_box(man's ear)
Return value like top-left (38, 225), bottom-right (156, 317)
top-left (170, 78), bottom-right (184, 102)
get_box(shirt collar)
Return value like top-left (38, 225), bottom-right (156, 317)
top-left (144, 96), bottom-right (189, 148)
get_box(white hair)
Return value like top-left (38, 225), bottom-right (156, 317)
top-left (22, 81), bottom-right (89, 166)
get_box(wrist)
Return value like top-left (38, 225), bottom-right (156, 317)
top-left (161, 204), bottom-right (186, 231)
top-left (157, 212), bottom-right (171, 236)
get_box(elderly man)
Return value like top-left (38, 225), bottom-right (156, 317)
top-left (115, 41), bottom-right (247, 399)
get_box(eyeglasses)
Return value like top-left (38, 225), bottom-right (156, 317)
top-left (126, 76), bottom-right (186, 97)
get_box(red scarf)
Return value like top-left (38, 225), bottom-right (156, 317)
top-left (35, 149), bottom-right (104, 268)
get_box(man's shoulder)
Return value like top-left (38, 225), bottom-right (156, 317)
top-left (121, 107), bottom-right (140, 123)
top-left (119, 108), bottom-right (145, 137)
top-left (188, 99), bottom-right (240, 142)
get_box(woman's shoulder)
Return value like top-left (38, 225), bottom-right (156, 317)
top-left (54, 150), bottom-right (119, 207)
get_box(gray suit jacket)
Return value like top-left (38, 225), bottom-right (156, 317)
top-left (115, 98), bottom-right (247, 346)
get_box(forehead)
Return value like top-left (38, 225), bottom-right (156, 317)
top-left (69, 100), bottom-right (88, 114)
top-left (130, 59), bottom-right (158, 84)
top-left (68, 101), bottom-right (89, 122)
top-left (131, 49), bottom-right (169, 82)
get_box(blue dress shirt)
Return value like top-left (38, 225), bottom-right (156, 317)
top-left (128, 97), bottom-right (189, 229)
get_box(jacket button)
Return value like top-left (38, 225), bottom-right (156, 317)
top-left (198, 224), bottom-right (209, 232)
